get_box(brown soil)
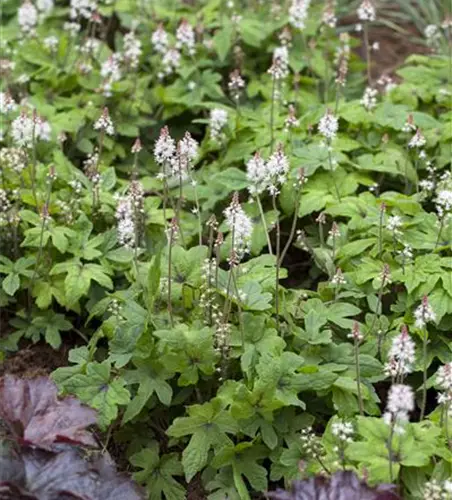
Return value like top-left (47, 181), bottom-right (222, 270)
top-left (0, 342), bottom-right (69, 379)
top-left (367, 24), bottom-right (429, 78)
top-left (340, 10), bottom-right (430, 80)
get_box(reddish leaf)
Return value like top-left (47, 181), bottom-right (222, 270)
top-left (268, 471), bottom-right (400, 500)
top-left (1, 448), bottom-right (144, 500)
top-left (0, 375), bottom-right (97, 449)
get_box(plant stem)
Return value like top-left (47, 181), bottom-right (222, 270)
top-left (272, 194), bottom-right (281, 324)
top-left (279, 185), bottom-right (302, 266)
top-left (435, 215), bottom-right (445, 250)
top-left (28, 176), bottom-right (53, 318)
top-left (167, 229), bottom-right (174, 327)
top-left (192, 180), bottom-right (203, 247)
top-left (231, 267), bottom-right (245, 351)
top-left (363, 22), bottom-right (372, 86)
top-left (256, 195), bottom-right (273, 255)
top-left (445, 401), bottom-right (451, 449)
top-left (354, 337), bottom-right (364, 416)
top-left (315, 453), bottom-right (331, 475)
top-left (270, 75), bottom-right (276, 153)
top-left (327, 141), bottom-right (341, 201)
top-left (387, 420), bottom-right (395, 482)
top-left (30, 118), bottom-right (39, 210)
top-left (420, 327), bottom-right (428, 420)
top-left (378, 206), bottom-right (385, 259)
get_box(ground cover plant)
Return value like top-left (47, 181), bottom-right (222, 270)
top-left (0, 0), bottom-right (451, 498)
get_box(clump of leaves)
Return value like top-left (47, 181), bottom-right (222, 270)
top-left (268, 471), bottom-right (400, 500)
top-left (0, 375), bottom-right (143, 500)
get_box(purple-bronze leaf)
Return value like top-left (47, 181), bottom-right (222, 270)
top-left (268, 471), bottom-right (400, 500)
top-left (22, 448), bottom-right (144, 500)
top-left (0, 375), bottom-right (97, 449)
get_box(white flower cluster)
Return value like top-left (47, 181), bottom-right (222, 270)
top-left (83, 152), bottom-right (100, 184)
top-left (435, 188), bottom-right (452, 218)
top-left (357, 0), bottom-right (376, 22)
top-left (331, 267), bottom-right (346, 285)
top-left (318, 109), bottom-right (339, 140)
top-left (172, 132), bottom-right (198, 180)
top-left (223, 194), bottom-right (253, 258)
top-left (209, 108), bottom-right (228, 140)
top-left (160, 48), bottom-right (181, 78)
top-left (423, 479), bottom-right (452, 500)
top-left (176, 19), bottom-right (195, 55)
top-left (115, 180), bottom-right (144, 248)
top-left (0, 92), bottom-right (18, 114)
top-left (384, 326), bottom-right (416, 379)
top-left (154, 127), bottom-right (198, 181)
top-left (0, 147), bottom-right (27, 174)
top-left (246, 146), bottom-right (289, 196)
top-left (408, 128), bottom-right (426, 148)
top-left (70, 0), bottom-right (97, 20)
top-left (0, 189), bottom-right (12, 224)
top-left (424, 24), bottom-right (442, 48)
top-left (63, 21), bottom-right (81, 37)
top-left (18, 1), bottom-right (38, 34)
top-left (300, 427), bottom-right (323, 458)
top-left (434, 172), bottom-right (452, 219)
top-left (43, 35), bottom-right (59, 52)
top-left (151, 24), bottom-right (169, 54)
top-left (154, 126), bottom-right (176, 168)
top-left (228, 69), bottom-right (245, 101)
top-left (322, 0), bottom-right (337, 28)
top-left (360, 86), bottom-right (378, 111)
top-left (402, 114), bottom-right (416, 133)
top-left (11, 112), bottom-right (51, 147)
top-left (115, 197), bottom-right (135, 247)
top-left (100, 53), bottom-right (122, 96)
top-left (289, 0), bottom-right (311, 30)
top-left (331, 420), bottom-right (354, 443)
top-left (384, 384), bottom-right (414, 434)
top-left (268, 46), bottom-right (289, 80)
top-left (414, 296), bottom-right (436, 329)
top-left (347, 321), bottom-right (363, 342)
top-left (108, 299), bottom-right (125, 322)
top-left (81, 37), bottom-right (100, 55)
top-left (387, 215), bottom-right (403, 235)
top-left (436, 362), bottom-right (452, 417)
top-left (335, 33), bottom-right (350, 86)
top-left (36, 0), bottom-right (54, 16)
top-left (284, 104), bottom-right (299, 130)
top-left (377, 75), bottom-right (397, 94)
top-left (94, 107), bottom-right (115, 135)
top-left (123, 31), bottom-right (142, 69)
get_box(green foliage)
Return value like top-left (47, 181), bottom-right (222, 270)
top-left (1, 0), bottom-right (451, 499)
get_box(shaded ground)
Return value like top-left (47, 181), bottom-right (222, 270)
top-left (0, 341), bottom-right (69, 379)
